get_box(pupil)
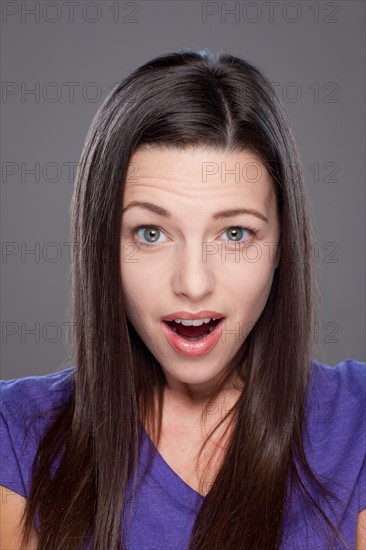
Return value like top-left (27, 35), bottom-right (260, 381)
top-left (144, 227), bottom-right (159, 242)
top-left (229, 227), bottom-right (243, 241)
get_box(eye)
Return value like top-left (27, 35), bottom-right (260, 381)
top-left (130, 225), bottom-right (167, 248)
top-left (128, 224), bottom-right (257, 249)
top-left (220, 226), bottom-right (256, 244)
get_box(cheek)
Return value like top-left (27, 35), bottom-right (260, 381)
top-left (228, 260), bottom-right (275, 316)
top-left (120, 260), bottom-right (158, 324)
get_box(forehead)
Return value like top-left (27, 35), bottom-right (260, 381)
top-left (124, 146), bottom-right (275, 207)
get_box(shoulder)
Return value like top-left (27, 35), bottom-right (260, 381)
top-left (1, 365), bottom-right (76, 400)
top-left (0, 366), bottom-right (76, 498)
top-left (0, 364), bottom-right (76, 450)
top-left (305, 357), bottom-right (365, 434)
top-left (1, 366), bottom-right (75, 420)
top-left (310, 356), bottom-right (366, 381)
top-left (307, 358), bottom-right (366, 412)
top-left (304, 358), bottom-right (366, 512)
top-left (282, 359), bottom-right (365, 550)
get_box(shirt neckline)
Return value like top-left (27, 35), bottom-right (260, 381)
top-left (138, 418), bottom-right (206, 510)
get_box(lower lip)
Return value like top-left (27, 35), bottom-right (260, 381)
top-left (161, 318), bottom-right (225, 357)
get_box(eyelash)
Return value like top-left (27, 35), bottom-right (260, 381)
top-left (128, 224), bottom-right (258, 249)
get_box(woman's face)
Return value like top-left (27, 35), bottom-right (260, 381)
top-left (120, 146), bottom-right (280, 402)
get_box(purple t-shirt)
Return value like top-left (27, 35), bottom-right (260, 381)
top-left (1, 359), bottom-right (365, 549)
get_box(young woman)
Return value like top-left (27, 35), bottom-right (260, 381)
top-left (1, 49), bottom-right (365, 550)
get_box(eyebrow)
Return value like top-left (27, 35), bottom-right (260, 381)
top-left (122, 201), bottom-right (269, 223)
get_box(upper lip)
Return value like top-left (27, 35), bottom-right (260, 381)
top-left (161, 310), bottom-right (225, 321)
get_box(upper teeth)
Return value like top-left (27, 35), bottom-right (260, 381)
top-left (171, 317), bottom-right (215, 326)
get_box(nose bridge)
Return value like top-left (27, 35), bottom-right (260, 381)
top-left (172, 238), bottom-right (215, 299)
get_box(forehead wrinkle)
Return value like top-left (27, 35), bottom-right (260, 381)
top-left (129, 149), bottom-right (270, 187)
top-left (125, 150), bottom-right (276, 218)
top-left (123, 180), bottom-right (275, 214)
top-left (127, 169), bottom-right (270, 189)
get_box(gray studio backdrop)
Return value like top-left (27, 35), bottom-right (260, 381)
top-left (1, 1), bottom-right (365, 379)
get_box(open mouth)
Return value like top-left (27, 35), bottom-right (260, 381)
top-left (163, 318), bottom-right (223, 341)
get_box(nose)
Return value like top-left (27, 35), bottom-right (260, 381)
top-left (171, 240), bottom-right (215, 301)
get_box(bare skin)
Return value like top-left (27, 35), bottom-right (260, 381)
top-left (152, 383), bottom-right (242, 496)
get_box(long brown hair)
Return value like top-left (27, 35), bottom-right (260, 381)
top-left (20, 49), bottom-right (350, 549)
